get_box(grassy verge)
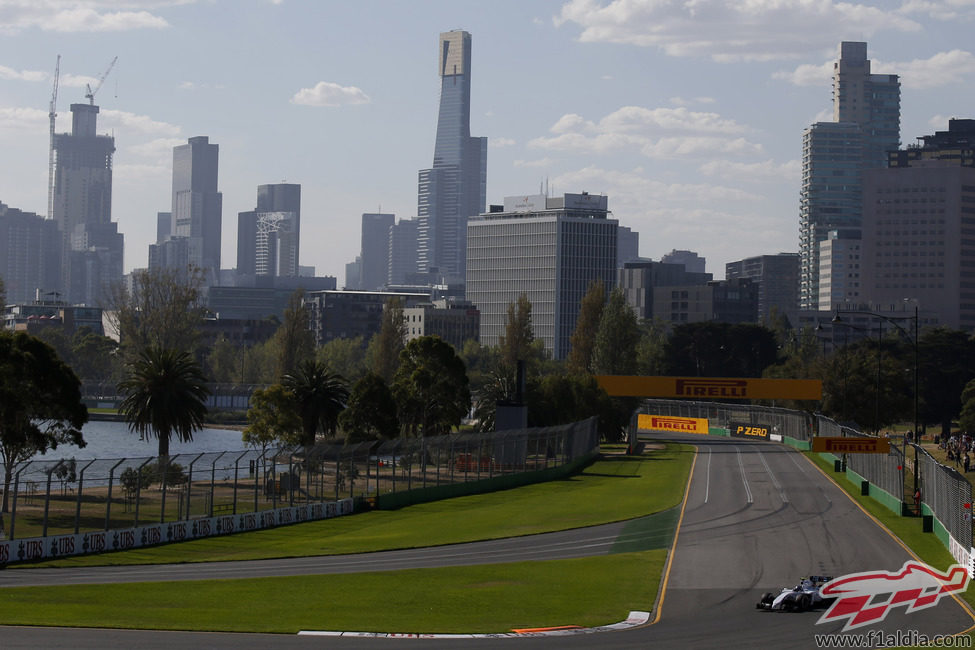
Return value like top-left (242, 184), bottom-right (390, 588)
top-left (22, 444), bottom-right (694, 567)
top-left (0, 551), bottom-right (664, 634)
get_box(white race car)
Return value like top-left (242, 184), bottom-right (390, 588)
top-left (756, 576), bottom-right (835, 612)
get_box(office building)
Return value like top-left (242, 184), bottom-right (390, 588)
top-left (0, 202), bottom-right (62, 304)
top-left (388, 218), bottom-right (419, 286)
top-left (617, 226), bottom-right (640, 267)
top-left (816, 231), bottom-right (861, 311)
top-left (466, 192), bottom-right (617, 360)
top-left (860, 119), bottom-right (975, 330)
top-left (359, 212), bottom-right (394, 290)
top-left (725, 253), bottom-right (800, 324)
top-left (660, 249), bottom-right (705, 274)
top-left (51, 102), bottom-right (123, 305)
top-left (403, 299), bottom-right (480, 349)
top-left (160, 136), bottom-right (222, 281)
top-left (618, 260), bottom-right (712, 321)
top-left (305, 290), bottom-right (429, 346)
top-left (417, 30), bottom-right (487, 283)
top-left (800, 42), bottom-right (900, 309)
top-left (237, 183), bottom-right (301, 279)
top-left (653, 278), bottom-right (759, 325)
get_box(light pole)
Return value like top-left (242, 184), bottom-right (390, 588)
top-left (833, 305), bottom-right (920, 503)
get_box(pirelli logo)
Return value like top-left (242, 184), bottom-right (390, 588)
top-left (595, 376), bottom-right (822, 400)
top-left (638, 414), bottom-right (709, 435)
top-left (676, 379), bottom-right (748, 398)
top-left (811, 437), bottom-right (891, 454)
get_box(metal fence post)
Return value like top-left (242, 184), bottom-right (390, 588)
top-left (74, 459), bottom-right (96, 534)
top-left (42, 461), bottom-right (63, 538)
top-left (105, 458), bottom-right (125, 531)
top-left (10, 463), bottom-right (30, 540)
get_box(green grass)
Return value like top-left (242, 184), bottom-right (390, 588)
top-left (26, 445), bottom-right (693, 568)
top-left (0, 551), bottom-right (664, 634)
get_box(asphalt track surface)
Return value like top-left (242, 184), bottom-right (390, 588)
top-left (3, 434), bottom-right (974, 649)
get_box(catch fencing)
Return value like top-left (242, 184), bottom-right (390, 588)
top-left (0, 418), bottom-right (599, 559)
top-left (638, 399), bottom-right (972, 568)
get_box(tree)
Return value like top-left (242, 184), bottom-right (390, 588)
top-left (108, 266), bottom-right (206, 357)
top-left (635, 318), bottom-right (669, 376)
top-left (392, 336), bottom-right (470, 437)
top-left (662, 322), bottom-right (779, 378)
top-left (273, 289), bottom-right (315, 380)
top-left (318, 336), bottom-right (368, 384)
top-left (244, 383), bottom-right (302, 450)
top-left (567, 280), bottom-right (605, 375)
top-left (958, 378), bottom-right (975, 434)
top-left (918, 328), bottom-right (975, 437)
top-left (339, 372), bottom-right (400, 442)
top-left (206, 335), bottom-right (242, 384)
top-left (498, 293), bottom-right (535, 371)
top-left (70, 327), bottom-right (119, 383)
top-left (282, 359), bottom-right (349, 447)
top-left (117, 347), bottom-right (211, 459)
top-left (369, 297), bottom-right (407, 384)
top-left (0, 332), bottom-right (88, 513)
top-left (592, 288), bottom-right (641, 376)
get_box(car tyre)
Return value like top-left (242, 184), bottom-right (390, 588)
top-left (797, 594), bottom-right (811, 612)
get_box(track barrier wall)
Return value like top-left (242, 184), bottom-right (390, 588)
top-left (0, 418), bottom-right (600, 566)
top-left (635, 400), bottom-right (974, 575)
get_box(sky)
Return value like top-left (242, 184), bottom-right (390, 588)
top-left (1, 0), bottom-right (973, 285)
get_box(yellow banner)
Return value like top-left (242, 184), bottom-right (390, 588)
top-left (811, 437), bottom-right (891, 454)
top-left (597, 376), bottom-right (822, 400)
top-left (638, 414), bottom-right (709, 434)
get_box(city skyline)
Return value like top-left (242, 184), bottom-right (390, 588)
top-left (1, 2), bottom-right (974, 283)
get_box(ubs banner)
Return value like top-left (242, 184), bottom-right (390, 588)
top-left (638, 414), bottom-right (709, 434)
top-left (729, 422), bottom-right (770, 440)
top-left (0, 498), bottom-right (354, 567)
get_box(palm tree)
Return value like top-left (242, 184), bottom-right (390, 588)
top-left (282, 359), bottom-right (349, 447)
top-left (117, 347), bottom-right (211, 459)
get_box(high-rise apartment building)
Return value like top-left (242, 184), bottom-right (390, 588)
top-left (860, 119), bottom-right (975, 330)
top-left (0, 202), bottom-right (61, 304)
top-left (359, 213), bottom-right (394, 291)
top-left (466, 192), bottom-right (617, 360)
top-left (237, 183), bottom-right (301, 279)
top-left (165, 136), bottom-right (222, 281)
top-left (725, 253), bottom-right (800, 324)
top-left (799, 42), bottom-right (899, 309)
top-left (618, 260), bottom-right (712, 321)
top-left (417, 30), bottom-right (487, 284)
top-left (816, 230), bottom-right (861, 310)
top-left (51, 102), bottom-right (123, 305)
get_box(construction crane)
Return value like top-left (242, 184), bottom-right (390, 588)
top-left (47, 54), bottom-right (60, 219)
top-left (85, 56), bottom-right (117, 105)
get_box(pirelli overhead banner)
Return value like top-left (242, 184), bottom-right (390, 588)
top-left (596, 376), bottom-right (823, 401)
top-left (638, 414), bottom-right (709, 435)
top-left (811, 437), bottom-right (891, 454)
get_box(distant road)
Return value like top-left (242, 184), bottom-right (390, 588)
top-left (4, 434), bottom-right (973, 649)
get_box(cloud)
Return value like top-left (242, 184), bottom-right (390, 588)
top-left (126, 137), bottom-right (185, 160)
top-left (772, 61), bottom-right (833, 86)
top-left (554, 0), bottom-right (921, 62)
top-left (60, 73), bottom-right (100, 89)
top-left (699, 158), bottom-right (801, 182)
top-left (100, 110), bottom-right (181, 136)
top-left (0, 106), bottom-right (47, 132)
top-left (898, 0), bottom-right (975, 20)
top-left (291, 81), bottom-right (371, 107)
top-left (530, 105), bottom-right (759, 158)
top-left (0, 65), bottom-right (47, 82)
top-left (113, 162), bottom-right (171, 181)
top-left (514, 157), bottom-right (554, 168)
top-left (670, 96), bottom-right (715, 107)
top-left (0, 1), bottom-right (175, 34)
top-left (492, 137), bottom-right (516, 147)
top-left (776, 49), bottom-right (975, 90)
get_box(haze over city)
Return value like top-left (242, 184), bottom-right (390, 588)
top-left (1, 0), bottom-right (973, 282)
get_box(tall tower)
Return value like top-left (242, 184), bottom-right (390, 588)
top-left (237, 183), bottom-right (301, 279)
top-left (52, 102), bottom-right (123, 305)
top-left (799, 42), bottom-right (899, 309)
top-left (417, 30), bottom-right (487, 284)
top-left (170, 136), bottom-right (222, 281)
top-left (359, 212), bottom-right (394, 291)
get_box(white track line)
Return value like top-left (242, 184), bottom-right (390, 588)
top-left (736, 446), bottom-right (754, 503)
top-left (757, 449), bottom-right (788, 504)
top-left (704, 446), bottom-right (712, 504)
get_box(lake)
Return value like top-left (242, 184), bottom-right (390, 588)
top-left (33, 420), bottom-right (248, 461)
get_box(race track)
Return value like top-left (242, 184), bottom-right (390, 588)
top-left (2, 434), bottom-right (973, 649)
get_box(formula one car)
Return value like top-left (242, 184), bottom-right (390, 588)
top-left (756, 576), bottom-right (835, 612)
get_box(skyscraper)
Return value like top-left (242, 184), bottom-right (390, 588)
top-left (51, 102), bottom-right (123, 305)
top-left (168, 136), bottom-right (222, 281)
top-left (799, 42), bottom-right (900, 309)
top-left (359, 212), bottom-right (394, 291)
top-left (237, 183), bottom-right (301, 279)
top-left (417, 30), bottom-right (487, 284)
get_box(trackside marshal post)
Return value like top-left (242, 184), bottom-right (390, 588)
top-left (811, 437), bottom-right (891, 454)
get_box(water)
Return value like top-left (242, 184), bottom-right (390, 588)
top-left (33, 420), bottom-right (247, 462)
